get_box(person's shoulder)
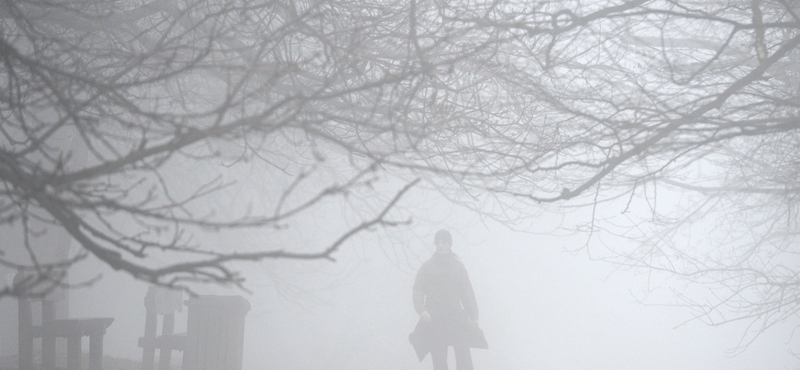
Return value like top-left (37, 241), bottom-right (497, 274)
top-left (417, 255), bottom-right (445, 272)
top-left (450, 253), bottom-right (466, 265)
top-left (419, 257), bottom-right (436, 270)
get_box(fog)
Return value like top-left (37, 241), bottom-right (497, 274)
top-left (4, 193), bottom-right (795, 370)
top-left (2, 1), bottom-right (799, 370)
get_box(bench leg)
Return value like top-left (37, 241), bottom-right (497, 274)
top-left (90, 333), bottom-right (104, 370)
top-left (43, 334), bottom-right (56, 370)
top-left (18, 299), bottom-right (34, 370)
top-left (18, 334), bottom-right (33, 370)
top-left (142, 308), bottom-right (157, 370)
top-left (158, 312), bottom-right (176, 370)
top-left (158, 349), bottom-right (173, 370)
top-left (142, 346), bottom-right (155, 370)
top-left (67, 335), bottom-right (81, 370)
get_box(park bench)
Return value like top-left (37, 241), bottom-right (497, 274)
top-left (138, 288), bottom-right (251, 370)
top-left (139, 286), bottom-right (186, 370)
top-left (15, 271), bottom-right (114, 370)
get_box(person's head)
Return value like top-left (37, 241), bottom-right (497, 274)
top-left (434, 229), bottom-right (452, 253)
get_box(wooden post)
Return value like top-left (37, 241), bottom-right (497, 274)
top-left (67, 334), bottom-right (81, 370)
top-left (157, 313), bottom-right (175, 370)
top-left (42, 300), bottom-right (56, 370)
top-left (142, 289), bottom-right (158, 370)
top-left (17, 297), bottom-right (32, 370)
top-left (182, 296), bottom-right (250, 370)
top-left (89, 332), bottom-right (104, 370)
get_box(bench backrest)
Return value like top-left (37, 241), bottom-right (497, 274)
top-left (143, 286), bottom-right (183, 339)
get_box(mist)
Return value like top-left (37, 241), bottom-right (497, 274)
top-left (2, 1), bottom-right (800, 370)
top-left (4, 191), bottom-right (796, 369)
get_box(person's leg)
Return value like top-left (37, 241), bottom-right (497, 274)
top-left (430, 344), bottom-right (449, 370)
top-left (454, 345), bottom-right (474, 370)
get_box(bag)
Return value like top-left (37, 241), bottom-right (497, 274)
top-left (409, 318), bottom-right (488, 361)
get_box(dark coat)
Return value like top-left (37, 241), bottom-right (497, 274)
top-left (409, 252), bottom-right (487, 361)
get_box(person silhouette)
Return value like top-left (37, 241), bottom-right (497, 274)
top-left (409, 230), bottom-right (487, 370)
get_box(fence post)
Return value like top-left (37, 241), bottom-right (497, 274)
top-left (182, 296), bottom-right (250, 370)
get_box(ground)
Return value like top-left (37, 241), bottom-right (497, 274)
top-left (0, 354), bottom-right (166, 370)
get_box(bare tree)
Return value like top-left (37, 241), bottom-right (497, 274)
top-left (0, 0), bottom-right (437, 294)
top-left (2, 0), bottom-right (798, 353)
top-left (396, 0), bottom-right (800, 352)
